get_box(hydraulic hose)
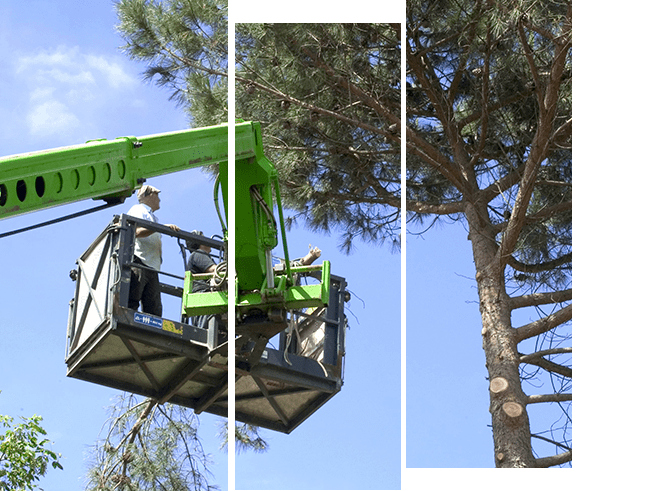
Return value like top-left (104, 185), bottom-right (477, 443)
top-left (212, 175), bottom-right (227, 237)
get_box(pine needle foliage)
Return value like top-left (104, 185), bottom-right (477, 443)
top-left (236, 23), bottom-right (402, 253)
top-left (407, 0), bottom-right (571, 289)
top-left (116, 13), bottom-right (402, 253)
top-left (85, 395), bottom-right (218, 491)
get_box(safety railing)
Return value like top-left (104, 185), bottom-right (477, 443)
top-left (65, 214), bottom-right (348, 432)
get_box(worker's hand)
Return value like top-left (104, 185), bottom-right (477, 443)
top-left (166, 224), bottom-right (180, 232)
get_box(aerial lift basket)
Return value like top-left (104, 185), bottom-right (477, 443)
top-left (65, 214), bottom-right (348, 433)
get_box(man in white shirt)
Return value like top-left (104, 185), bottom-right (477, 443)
top-left (127, 184), bottom-right (180, 316)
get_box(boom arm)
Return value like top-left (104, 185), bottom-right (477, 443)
top-left (4, 122), bottom-right (344, 432)
top-left (0, 124), bottom-right (229, 220)
top-left (1, 121), bottom-right (329, 308)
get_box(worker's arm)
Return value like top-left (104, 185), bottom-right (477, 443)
top-left (135, 223), bottom-right (180, 237)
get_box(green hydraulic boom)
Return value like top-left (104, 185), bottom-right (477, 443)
top-left (0, 122), bottom-right (346, 432)
top-left (0, 121), bottom-right (330, 322)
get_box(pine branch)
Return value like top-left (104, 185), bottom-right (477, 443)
top-left (117, 399), bottom-right (157, 488)
top-left (301, 35), bottom-right (468, 194)
top-left (119, 399), bottom-right (157, 451)
top-left (468, 24), bottom-right (493, 168)
top-left (236, 74), bottom-right (396, 144)
top-left (517, 18), bottom-right (542, 104)
top-left (480, 161), bottom-right (527, 206)
top-left (544, 41), bottom-right (572, 116)
top-left (507, 253), bottom-right (572, 275)
top-left (314, 187), bottom-right (465, 215)
top-left (521, 347), bottom-right (572, 361)
top-left (537, 179), bottom-right (571, 187)
top-left (521, 354), bottom-right (572, 378)
top-left (267, 145), bottom-right (397, 156)
top-left (497, 19), bottom-right (571, 263)
top-left (535, 450), bottom-right (572, 468)
top-left (521, 18), bottom-right (562, 46)
top-left (406, 41), bottom-right (449, 126)
top-left (527, 393), bottom-right (572, 404)
top-left (247, 55), bottom-right (460, 196)
top-left (156, 405), bottom-right (200, 483)
top-left (406, 39), bottom-right (475, 195)
top-left (406, 199), bottom-right (465, 215)
top-left (515, 304), bottom-right (572, 342)
top-left (298, 43), bottom-right (400, 127)
top-left (550, 117), bottom-right (572, 149)
top-left (444, 2), bottom-right (485, 109)
top-left (531, 433), bottom-right (571, 451)
top-left (455, 89), bottom-right (534, 131)
top-left (406, 125), bottom-right (468, 193)
top-left (237, 25), bottom-right (400, 148)
top-left (492, 201), bottom-right (572, 234)
top-left (509, 289), bottom-right (572, 309)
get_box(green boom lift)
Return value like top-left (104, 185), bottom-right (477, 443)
top-left (0, 122), bottom-right (348, 433)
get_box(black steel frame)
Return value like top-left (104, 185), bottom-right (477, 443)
top-left (65, 215), bottom-right (348, 433)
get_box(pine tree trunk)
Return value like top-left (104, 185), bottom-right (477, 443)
top-left (466, 202), bottom-right (535, 467)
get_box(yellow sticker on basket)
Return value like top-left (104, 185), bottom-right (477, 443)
top-left (162, 319), bottom-right (183, 335)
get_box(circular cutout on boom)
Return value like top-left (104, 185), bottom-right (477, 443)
top-left (103, 163), bottom-right (111, 183)
top-left (71, 169), bottom-right (80, 189)
top-left (54, 173), bottom-right (63, 193)
top-left (16, 180), bottom-right (27, 202)
top-left (35, 176), bottom-right (45, 198)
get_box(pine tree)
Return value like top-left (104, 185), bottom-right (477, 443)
top-left (115, 2), bottom-right (571, 468)
top-left (86, 395), bottom-right (266, 490)
top-left (407, 0), bottom-right (572, 467)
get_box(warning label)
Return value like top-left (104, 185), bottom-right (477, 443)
top-left (133, 312), bottom-right (163, 329)
top-left (133, 313), bottom-right (183, 335)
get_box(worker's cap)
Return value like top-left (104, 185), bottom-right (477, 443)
top-left (137, 184), bottom-right (161, 201)
top-left (186, 230), bottom-right (204, 252)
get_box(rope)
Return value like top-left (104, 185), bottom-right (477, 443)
top-left (210, 261), bottom-right (228, 290)
top-left (0, 202), bottom-right (119, 239)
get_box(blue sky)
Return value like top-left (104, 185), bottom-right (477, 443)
top-left (1, 1), bottom-right (663, 490)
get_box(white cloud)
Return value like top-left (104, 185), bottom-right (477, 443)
top-left (16, 46), bottom-right (77, 73)
top-left (14, 45), bottom-right (138, 140)
top-left (85, 54), bottom-right (135, 89)
top-left (29, 87), bottom-right (56, 102)
top-left (66, 86), bottom-right (96, 104)
top-left (47, 68), bottom-right (96, 86)
top-left (17, 45), bottom-right (135, 90)
top-left (27, 100), bottom-right (80, 136)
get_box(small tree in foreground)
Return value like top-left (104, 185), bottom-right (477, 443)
top-left (0, 402), bottom-right (63, 490)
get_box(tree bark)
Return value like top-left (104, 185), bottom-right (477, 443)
top-left (467, 202), bottom-right (535, 467)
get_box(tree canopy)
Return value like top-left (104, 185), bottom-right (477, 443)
top-left (407, 0), bottom-right (571, 467)
top-left (115, 0), bottom-right (571, 468)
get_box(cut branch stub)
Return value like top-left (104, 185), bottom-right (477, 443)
top-left (489, 377), bottom-right (509, 395)
top-left (502, 401), bottom-right (524, 418)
